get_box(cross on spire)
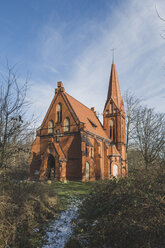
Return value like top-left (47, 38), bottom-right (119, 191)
top-left (111, 48), bottom-right (116, 64)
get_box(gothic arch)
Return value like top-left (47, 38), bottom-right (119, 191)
top-left (43, 142), bottom-right (59, 180)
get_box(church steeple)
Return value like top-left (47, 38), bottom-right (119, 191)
top-left (105, 63), bottom-right (122, 111)
top-left (103, 61), bottom-right (128, 177)
top-left (103, 62), bottom-right (126, 163)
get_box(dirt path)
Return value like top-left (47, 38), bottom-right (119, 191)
top-left (43, 197), bottom-right (81, 248)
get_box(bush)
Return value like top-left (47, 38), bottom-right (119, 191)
top-left (0, 176), bottom-right (60, 248)
top-left (70, 168), bottom-right (165, 248)
top-left (65, 237), bottom-right (83, 248)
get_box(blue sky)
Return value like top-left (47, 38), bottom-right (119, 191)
top-left (0, 0), bottom-right (165, 126)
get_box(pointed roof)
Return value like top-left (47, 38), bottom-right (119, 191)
top-left (65, 93), bottom-right (110, 140)
top-left (105, 63), bottom-right (122, 109)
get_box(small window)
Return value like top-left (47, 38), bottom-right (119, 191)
top-left (64, 117), bottom-right (70, 132)
top-left (89, 147), bottom-right (91, 157)
top-left (113, 122), bottom-right (115, 142)
top-left (49, 147), bottom-right (52, 153)
top-left (56, 103), bottom-right (62, 123)
top-left (98, 145), bottom-right (101, 155)
top-left (110, 103), bottom-right (113, 113)
top-left (110, 126), bottom-right (112, 139)
top-left (86, 147), bottom-right (89, 157)
top-left (86, 162), bottom-right (90, 180)
top-left (48, 120), bottom-right (54, 134)
top-left (113, 164), bottom-right (118, 177)
top-left (109, 160), bottom-right (111, 176)
top-left (109, 119), bottom-right (115, 141)
top-left (109, 120), bottom-right (113, 139)
top-left (90, 148), bottom-right (93, 158)
top-left (88, 118), bottom-right (97, 130)
top-left (56, 129), bottom-right (60, 142)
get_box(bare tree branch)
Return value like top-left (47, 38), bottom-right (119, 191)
top-left (0, 63), bottom-right (33, 168)
top-left (123, 90), bottom-right (141, 153)
top-left (134, 106), bottom-right (165, 169)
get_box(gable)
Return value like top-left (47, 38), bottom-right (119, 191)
top-left (104, 99), bottom-right (118, 115)
top-left (40, 92), bottom-right (79, 134)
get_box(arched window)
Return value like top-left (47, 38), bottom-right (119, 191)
top-left (89, 148), bottom-right (93, 158)
top-left (109, 160), bottom-right (112, 176)
top-left (109, 119), bottom-right (115, 141)
top-left (56, 103), bottom-right (62, 123)
top-left (110, 103), bottom-right (113, 113)
top-left (86, 147), bottom-right (89, 157)
top-left (64, 117), bottom-right (70, 132)
top-left (109, 120), bottom-right (113, 140)
top-left (48, 120), bottom-right (54, 134)
top-left (86, 162), bottom-right (90, 180)
top-left (98, 145), bottom-right (101, 156)
top-left (113, 164), bottom-right (118, 177)
top-left (113, 121), bottom-right (115, 142)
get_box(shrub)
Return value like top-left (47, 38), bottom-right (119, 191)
top-left (70, 168), bottom-right (165, 248)
top-left (0, 177), bottom-right (60, 248)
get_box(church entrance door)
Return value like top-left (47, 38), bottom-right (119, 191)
top-left (47, 154), bottom-right (55, 180)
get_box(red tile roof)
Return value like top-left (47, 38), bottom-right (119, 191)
top-left (65, 93), bottom-right (110, 140)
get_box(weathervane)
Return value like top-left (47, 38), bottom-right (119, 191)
top-left (111, 48), bottom-right (116, 63)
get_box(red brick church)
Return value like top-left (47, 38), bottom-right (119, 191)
top-left (29, 62), bottom-right (128, 181)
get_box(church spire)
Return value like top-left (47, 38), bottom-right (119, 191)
top-left (103, 60), bottom-right (127, 174)
top-left (105, 63), bottom-right (122, 110)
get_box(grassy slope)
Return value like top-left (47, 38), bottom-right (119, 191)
top-left (0, 168), bottom-right (93, 248)
top-left (2, 168), bottom-right (164, 248)
top-left (49, 181), bottom-right (94, 209)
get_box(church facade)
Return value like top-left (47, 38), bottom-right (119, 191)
top-left (29, 63), bottom-right (128, 181)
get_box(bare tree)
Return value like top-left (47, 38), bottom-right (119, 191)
top-left (123, 90), bottom-right (141, 152)
top-left (134, 106), bottom-right (165, 169)
top-left (0, 64), bottom-right (31, 168)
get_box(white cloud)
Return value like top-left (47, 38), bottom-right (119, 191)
top-left (29, 0), bottom-right (165, 126)
top-left (45, 64), bottom-right (59, 74)
top-left (65, 0), bottom-right (165, 117)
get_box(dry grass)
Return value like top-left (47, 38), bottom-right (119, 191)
top-left (0, 169), bottom-right (60, 248)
